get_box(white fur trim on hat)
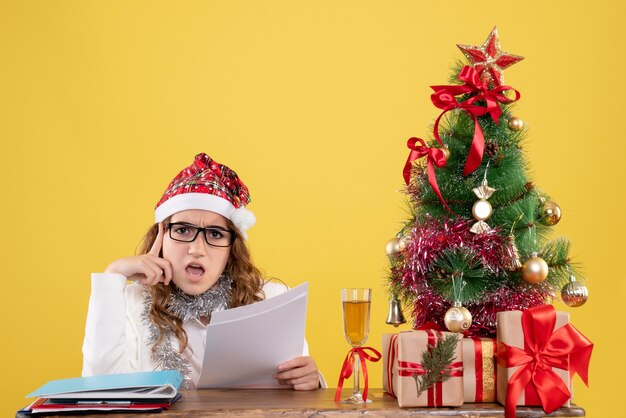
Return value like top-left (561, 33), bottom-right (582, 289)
top-left (155, 191), bottom-right (257, 228)
top-left (230, 207), bottom-right (256, 231)
top-left (155, 193), bottom-right (234, 222)
top-left (154, 193), bottom-right (255, 238)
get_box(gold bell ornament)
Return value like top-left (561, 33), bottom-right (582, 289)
top-left (385, 295), bottom-right (407, 327)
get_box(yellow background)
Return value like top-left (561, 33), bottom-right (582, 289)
top-left (1, 1), bottom-right (624, 417)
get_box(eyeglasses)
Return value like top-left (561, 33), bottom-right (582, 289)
top-left (167, 222), bottom-right (236, 247)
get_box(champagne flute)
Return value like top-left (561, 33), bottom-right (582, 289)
top-left (341, 288), bottom-right (372, 404)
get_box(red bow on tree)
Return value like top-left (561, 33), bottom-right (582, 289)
top-left (495, 305), bottom-right (593, 418)
top-left (430, 66), bottom-right (520, 176)
top-left (403, 137), bottom-right (451, 212)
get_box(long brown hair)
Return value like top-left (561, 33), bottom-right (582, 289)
top-left (137, 217), bottom-right (265, 353)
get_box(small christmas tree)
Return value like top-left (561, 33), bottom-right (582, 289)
top-left (386, 27), bottom-right (589, 337)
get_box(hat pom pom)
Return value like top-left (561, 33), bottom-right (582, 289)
top-left (231, 207), bottom-right (256, 232)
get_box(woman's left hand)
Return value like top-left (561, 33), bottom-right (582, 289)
top-left (274, 356), bottom-right (320, 390)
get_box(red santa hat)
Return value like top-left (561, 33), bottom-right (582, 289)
top-left (154, 153), bottom-right (256, 236)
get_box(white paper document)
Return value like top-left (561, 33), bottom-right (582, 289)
top-left (197, 282), bottom-right (308, 388)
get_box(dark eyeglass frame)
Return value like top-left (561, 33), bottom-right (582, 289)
top-left (167, 222), bottom-right (236, 247)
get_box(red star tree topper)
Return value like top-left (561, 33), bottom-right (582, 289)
top-left (457, 27), bottom-right (524, 87)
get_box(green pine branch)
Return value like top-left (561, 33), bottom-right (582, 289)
top-left (412, 334), bottom-right (460, 397)
top-left (541, 237), bottom-right (585, 285)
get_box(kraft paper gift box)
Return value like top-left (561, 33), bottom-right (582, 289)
top-left (495, 305), bottom-right (593, 418)
top-left (383, 330), bottom-right (463, 407)
top-left (462, 337), bottom-right (497, 403)
top-left (382, 333), bottom-right (395, 395)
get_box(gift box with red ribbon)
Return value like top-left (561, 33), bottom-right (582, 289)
top-left (462, 337), bottom-right (497, 403)
top-left (383, 330), bottom-right (464, 407)
top-left (382, 333), bottom-right (395, 395)
top-left (495, 305), bottom-right (593, 418)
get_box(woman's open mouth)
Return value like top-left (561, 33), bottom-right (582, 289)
top-left (185, 263), bottom-right (205, 281)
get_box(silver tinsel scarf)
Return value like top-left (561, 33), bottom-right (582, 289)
top-left (142, 275), bottom-right (233, 388)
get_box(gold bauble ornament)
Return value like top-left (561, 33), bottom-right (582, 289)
top-left (444, 304), bottom-right (472, 333)
top-left (540, 201), bottom-right (562, 226)
top-left (561, 274), bottom-right (589, 307)
top-left (521, 254), bottom-right (549, 284)
top-left (507, 117), bottom-right (524, 131)
top-left (385, 237), bottom-right (406, 257)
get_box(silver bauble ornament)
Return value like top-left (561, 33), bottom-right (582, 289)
top-left (561, 274), bottom-right (588, 307)
top-left (444, 304), bottom-right (472, 333)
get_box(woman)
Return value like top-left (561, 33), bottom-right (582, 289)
top-left (82, 153), bottom-right (321, 389)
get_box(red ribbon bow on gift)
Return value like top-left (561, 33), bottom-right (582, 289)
top-left (403, 137), bottom-right (451, 212)
top-left (495, 304), bottom-right (593, 418)
top-left (334, 346), bottom-right (382, 402)
top-left (430, 65), bottom-right (520, 176)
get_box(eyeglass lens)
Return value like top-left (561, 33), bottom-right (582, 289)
top-left (168, 223), bottom-right (234, 247)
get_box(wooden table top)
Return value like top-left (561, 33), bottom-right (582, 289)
top-left (16, 388), bottom-right (585, 417)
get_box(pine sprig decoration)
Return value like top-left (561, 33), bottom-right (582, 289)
top-left (412, 334), bottom-right (460, 397)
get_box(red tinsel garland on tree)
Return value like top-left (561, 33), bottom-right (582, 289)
top-left (393, 217), bottom-right (549, 336)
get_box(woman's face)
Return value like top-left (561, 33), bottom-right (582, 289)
top-left (162, 209), bottom-right (232, 295)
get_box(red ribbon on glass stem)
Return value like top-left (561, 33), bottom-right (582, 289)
top-left (334, 346), bottom-right (382, 402)
top-left (430, 65), bottom-right (520, 176)
top-left (403, 137), bottom-right (451, 212)
top-left (495, 305), bottom-right (593, 418)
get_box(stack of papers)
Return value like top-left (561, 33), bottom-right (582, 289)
top-left (19, 371), bottom-right (182, 415)
top-left (198, 282), bottom-right (309, 388)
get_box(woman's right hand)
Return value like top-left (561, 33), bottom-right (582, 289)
top-left (104, 223), bottom-right (173, 286)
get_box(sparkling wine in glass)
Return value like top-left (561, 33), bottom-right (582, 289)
top-left (341, 288), bottom-right (372, 403)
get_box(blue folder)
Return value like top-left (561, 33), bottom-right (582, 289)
top-left (27, 371), bottom-right (183, 400)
